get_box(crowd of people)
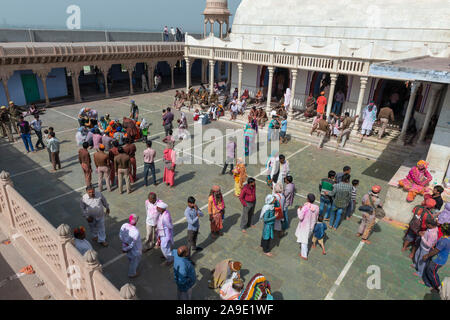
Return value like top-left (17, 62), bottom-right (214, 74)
top-left (2, 85), bottom-right (449, 300)
top-left (162, 26), bottom-right (185, 42)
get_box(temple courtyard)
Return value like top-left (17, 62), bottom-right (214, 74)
top-left (0, 89), bottom-right (447, 300)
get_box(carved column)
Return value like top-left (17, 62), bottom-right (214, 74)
top-left (185, 58), bottom-right (191, 92)
top-left (209, 59), bottom-right (215, 95)
top-left (418, 84), bottom-right (443, 142)
top-left (36, 69), bottom-right (51, 106)
top-left (399, 81), bottom-right (420, 141)
top-left (98, 64), bottom-right (111, 98)
top-left (326, 73), bottom-right (338, 117)
top-left (227, 62), bottom-right (232, 87)
top-left (127, 64), bottom-right (135, 95)
top-left (237, 63), bottom-right (243, 99)
top-left (1, 77), bottom-right (11, 103)
top-left (84, 249), bottom-right (102, 300)
top-left (289, 69), bottom-right (298, 120)
top-left (0, 171), bottom-right (15, 231)
top-left (219, 22), bottom-right (223, 39)
top-left (266, 66), bottom-right (275, 112)
top-left (67, 66), bottom-right (82, 103)
top-left (147, 62), bottom-right (155, 90)
top-left (169, 61), bottom-right (176, 89)
top-left (351, 76), bottom-right (369, 133)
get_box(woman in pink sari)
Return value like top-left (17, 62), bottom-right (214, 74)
top-left (295, 194), bottom-right (319, 260)
top-left (398, 160), bottom-right (432, 202)
top-left (163, 146), bottom-right (176, 187)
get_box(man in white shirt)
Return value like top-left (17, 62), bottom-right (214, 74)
top-left (143, 192), bottom-right (161, 251)
top-left (73, 226), bottom-right (93, 256)
top-left (119, 214), bottom-right (142, 278)
top-left (80, 185), bottom-right (110, 247)
top-left (30, 114), bottom-right (45, 149)
top-left (170, 27), bottom-right (176, 41)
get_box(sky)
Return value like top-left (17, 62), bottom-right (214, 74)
top-left (0, 0), bottom-right (241, 33)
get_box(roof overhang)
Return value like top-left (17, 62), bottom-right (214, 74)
top-left (369, 56), bottom-right (450, 84)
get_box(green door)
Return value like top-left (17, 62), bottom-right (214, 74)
top-left (21, 74), bottom-right (40, 104)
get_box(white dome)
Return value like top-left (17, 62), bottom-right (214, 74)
top-left (231, 0), bottom-right (450, 53)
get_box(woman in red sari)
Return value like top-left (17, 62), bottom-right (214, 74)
top-left (163, 145), bottom-right (176, 187)
top-left (208, 185), bottom-right (225, 238)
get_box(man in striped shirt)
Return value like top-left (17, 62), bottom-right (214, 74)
top-left (325, 173), bottom-right (352, 230)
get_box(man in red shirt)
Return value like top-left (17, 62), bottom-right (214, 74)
top-left (239, 178), bottom-right (256, 233)
top-left (123, 137), bottom-right (137, 183)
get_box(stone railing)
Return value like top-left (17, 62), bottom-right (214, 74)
top-left (185, 45), bottom-right (371, 76)
top-left (0, 42), bottom-right (185, 58)
top-left (0, 171), bottom-right (136, 300)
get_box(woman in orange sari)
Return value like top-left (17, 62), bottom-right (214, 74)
top-left (208, 185), bottom-right (225, 237)
top-left (233, 158), bottom-right (247, 196)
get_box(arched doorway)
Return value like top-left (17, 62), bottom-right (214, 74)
top-left (259, 66), bottom-right (291, 100)
top-left (372, 79), bottom-right (413, 125)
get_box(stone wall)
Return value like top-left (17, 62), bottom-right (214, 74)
top-left (0, 171), bottom-right (136, 300)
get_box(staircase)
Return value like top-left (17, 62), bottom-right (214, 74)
top-left (215, 109), bottom-right (430, 166)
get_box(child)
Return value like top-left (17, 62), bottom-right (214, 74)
top-left (193, 109), bottom-right (200, 122)
top-left (280, 115), bottom-right (288, 144)
top-left (43, 129), bottom-right (51, 163)
top-left (346, 179), bottom-right (359, 220)
top-left (423, 185), bottom-right (444, 214)
top-left (312, 215), bottom-right (327, 255)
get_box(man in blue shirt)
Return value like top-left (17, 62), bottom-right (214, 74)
top-left (280, 115), bottom-right (288, 144)
top-left (422, 223), bottom-right (450, 293)
top-left (184, 196), bottom-right (204, 255)
top-left (173, 245), bottom-right (197, 300)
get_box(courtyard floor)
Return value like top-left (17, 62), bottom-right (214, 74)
top-left (0, 88), bottom-right (447, 300)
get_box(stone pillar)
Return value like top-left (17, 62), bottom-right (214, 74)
top-left (418, 84), bottom-right (443, 142)
top-left (56, 224), bottom-right (73, 296)
top-left (204, 21), bottom-right (207, 38)
top-left (84, 249), bottom-right (102, 300)
top-left (399, 81), bottom-right (420, 141)
top-left (351, 76), bottom-right (369, 133)
top-left (266, 66), bottom-right (275, 112)
top-left (201, 60), bottom-right (207, 84)
top-left (103, 72), bottom-right (109, 98)
top-left (120, 283), bottom-right (137, 300)
top-left (69, 68), bottom-right (82, 103)
top-left (289, 69), bottom-right (298, 120)
top-left (210, 22), bottom-right (214, 35)
top-left (1, 78), bottom-right (11, 103)
top-left (36, 70), bottom-right (51, 106)
top-left (219, 22), bottom-right (223, 39)
top-left (147, 62), bottom-right (154, 90)
top-left (185, 58), bottom-right (191, 92)
top-left (227, 62), bottom-right (232, 87)
top-left (169, 62), bottom-right (176, 89)
top-left (326, 73), bottom-right (338, 117)
top-left (237, 63), bottom-right (243, 98)
top-left (128, 68), bottom-right (134, 95)
top-left (0, 171), bottom-right (15, 230)
top-left (209, 60), bottom-right (215, 95)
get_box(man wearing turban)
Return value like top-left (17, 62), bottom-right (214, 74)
top-left (398, 160), bottom-right (433, 202)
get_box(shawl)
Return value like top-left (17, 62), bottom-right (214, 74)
top-left (408, 166), bottom-right (432, 186)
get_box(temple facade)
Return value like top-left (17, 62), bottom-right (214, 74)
top-left (184, 0), bottom-right (450, 222)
